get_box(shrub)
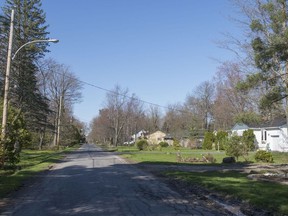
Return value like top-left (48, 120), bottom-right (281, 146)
top-left (0, 104), bottom-right (31, 167)
top-left (224, 134), bottom-right (243, 161)
top-left (202, 153), bottom-right (216, 163)
top-left (159, 141), bottom-right (169, 148)
top-left (135, 140), bottom-right (148, 151)
top-left (255, 150), bottom-right (273, 163)
top-left (202, 132), bottom-right (214, 150)
top-left (173, 139), bottom-right (181, 150)
top-left (215, 131), bottom-right (228, 150)
top-left (147, 144), bottom-right (158, 151)
top-left (242, 129), bottom-right (255, 151)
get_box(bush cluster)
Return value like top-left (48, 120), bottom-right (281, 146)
top-left (158, 141), bottom-right (169, 148)
top-left (254, 150), bottom-right (273, 163)
top-left (202, 153), bottom-right (216, 163)
top-left (135, 140), bottom-right (148, 151)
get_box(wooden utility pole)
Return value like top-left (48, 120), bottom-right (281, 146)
top-left (56, 95), bottom-right (63, 149)
top-left (1, 9), bottom-right (15, 140)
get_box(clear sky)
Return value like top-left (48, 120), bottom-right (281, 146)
top-left (1, 0), bottom-right (240, 124)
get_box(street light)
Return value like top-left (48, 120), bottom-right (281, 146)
top-left (12, 38), bottom-right (59, 60)
top-left (1, 8), bottom-right (59, 139)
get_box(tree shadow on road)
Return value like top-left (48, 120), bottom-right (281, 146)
top-left (0, 158), bottom-right (230, 216)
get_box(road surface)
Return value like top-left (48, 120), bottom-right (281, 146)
top-left (1, 144), bottom-right (232, 216)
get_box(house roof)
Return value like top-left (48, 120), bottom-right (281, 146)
top-left (164, 134), bottom-right (173, 139)
top-left (232, 123), bottom-right (249, 131)
top-left (147, 131), bottom-right (166, 139)
top-left (249, 116), bottom-right (286, 128)
top-left (232, 116), bottom-right (287, 130)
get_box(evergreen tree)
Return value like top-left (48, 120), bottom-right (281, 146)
top-left (242, 129), bottom-right (256, 151)
top-left (237, 0), bottom-right (288, 126)
top-left (0, 0), bottom-right (51, 136)
top-left (202, 131), bottom-right (214, 150)
top-left (215, 130), bottom-right (228, 151)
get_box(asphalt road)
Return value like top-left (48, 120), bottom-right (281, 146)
top-left (1, 144), bottom-right (231, 216)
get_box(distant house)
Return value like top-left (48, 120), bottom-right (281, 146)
top-left (231, 117), bottom-right (288, 152)
top-left (147, 131), bottom-right (166, 144)
top-left (124, 130), bottom-right (148, 145)
top-left (163, 134), bottom-right (174, 146)
top-left (131, 130), bottom-right (148, 142)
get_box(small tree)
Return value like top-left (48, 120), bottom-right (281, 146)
top-left (242, 129), bottom-right (255, 151)
top-left (225, 131), bottom-right (255, 161)
top-left (224, 134), bottom-right (243, 161)
top-left (202, 132), bottom-right (214, 150)
top-left (215, 130), bottom-right (228, 151)
top-left (0, 105), bottom-right (31, 167)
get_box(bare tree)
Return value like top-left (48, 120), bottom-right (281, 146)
top-left (186, 81), bottom-right (215, 130)
top-left (39, 59), bottom-right (82, 148)
top-left (146, 105), bottom-right (162, 133)
top-left (105, 85), bottom-right (144, 146)
top-left (213, 61), bottom-right (258, 129)
top-left (88, 109), bottom-right (113, 144)
top-left (162, 103), bottom-right (190, 139)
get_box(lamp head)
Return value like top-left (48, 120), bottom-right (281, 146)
top-left (48, 39), bottom-right (59, 43)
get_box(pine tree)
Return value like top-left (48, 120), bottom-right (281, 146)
top-left (0, 0), bottom-right (51, 134)
top-left (237, 0), bottom-right (288, 127)
top-left (0, 0), bottom-right (52, 162)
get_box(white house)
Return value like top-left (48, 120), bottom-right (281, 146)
top-left (231, 117), bottom-right (288, 152)
top-left (124, 130), bottom-right (148, 145)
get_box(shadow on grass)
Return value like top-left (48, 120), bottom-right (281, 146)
top-left (165, 170), bottom-right (288, 214)
top-left (135, 160), bottom-right (254, 168)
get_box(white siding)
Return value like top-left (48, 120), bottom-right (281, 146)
top-left (231, 129), bottom-right (246, 136)
top-left (266, 128), bottom-right (288, 152)
top-left (234, 128), bottom-right (288, 152)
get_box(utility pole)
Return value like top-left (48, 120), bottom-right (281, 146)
top-left (1, 9), bottom-right (15, 140)
top-left (1, 8), bottom-right (14, 166)
top-left (56, 94), bottom-right (63, 149)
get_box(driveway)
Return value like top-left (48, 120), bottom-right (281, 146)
top-left (1, 144), bottom-right (233, 216)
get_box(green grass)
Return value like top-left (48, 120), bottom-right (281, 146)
top-left (165, 170), bottom-right (288, 214)
top-left (272, 152), bottom-right (288, 164)
top-left (117, 146), bottom-right (288, 164)
top-left (118, 146), bottom-right (252, 164)
top-left (118, 146), bottom-right (288, 215)
top-left (0, 145), bottom-right (80, 198)
top-left (117, 145), bottom-right (288, 214)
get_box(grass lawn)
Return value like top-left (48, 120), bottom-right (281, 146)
top-left (117, 145), bottom-right (288, 164)
top-left (116, 145), bottom-right (288, 214)
top-left (165, 170), bottom-right (288, 215)
top-left (0, 145), bottom-right (80, 198)
top-left (117, 146), bottom-right (255, 164)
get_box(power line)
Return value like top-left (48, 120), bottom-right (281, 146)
top-left (47, 68), bottom-right (171, 110)
top-left (35, 60), bottom-right (191, 114)
top-left (78, 78), bottom-right (170, 110)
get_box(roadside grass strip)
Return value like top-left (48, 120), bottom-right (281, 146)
top-left (165, 170), bottom-right (288, 215)
top-left (117, 146), bottom-right (288, 164)
top-left (0, 145), bottom-right (80, 198)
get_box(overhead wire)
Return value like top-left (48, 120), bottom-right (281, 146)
top-left (49, 68), bottom-right (172, 111)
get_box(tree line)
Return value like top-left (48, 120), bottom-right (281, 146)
top-left (0, 0), bottom-right (83, 167)
top-left (89, 0), bottom-right (288, 147)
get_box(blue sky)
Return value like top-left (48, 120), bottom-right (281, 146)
top-left (1, 0), bottom-right (241, 124)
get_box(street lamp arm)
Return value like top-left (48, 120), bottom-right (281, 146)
top-left (12, 38), bottom-right (59, 60)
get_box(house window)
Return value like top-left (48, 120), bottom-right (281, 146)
top-left (261, 130), bottom-right (267, 141)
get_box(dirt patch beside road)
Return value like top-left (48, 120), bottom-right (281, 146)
top-left (132, 162), bottom-right (282, 216)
